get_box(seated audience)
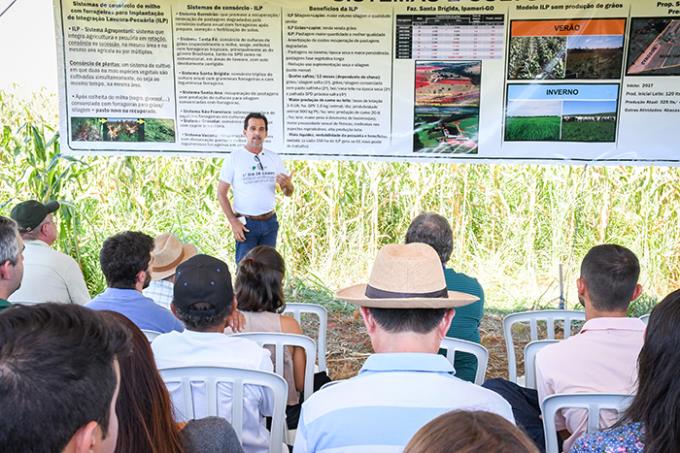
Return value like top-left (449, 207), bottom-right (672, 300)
top-left (293, 243), bottom-right (513, 453)
top-left (230, 245), bottom-right (307, 428)
top-left (9, 200), bottom-right (90, 305)
top-left (143, 232), bottom-right (197, 310)
top-left (102, 311), bottom-right (243, 453)
top-left (0, 216), bottom-right (24, 311)
top-left (484, 244), bottom-right (645, 452)
top-left (571, 288), bottom-right (680, 453)
top-left (0, 303), bottom-right (130, 453)
top-left (404, 410), bottom-right (539, 453)
top-left (152, 254), bottom-right (274, 453)
top-left (405, 212), bottom-right (485, 383)
top-left (88, 231), bottom-right (183, 333)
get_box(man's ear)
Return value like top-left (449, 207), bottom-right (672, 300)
top-left (576, 277), bottom-right (586, 297)
top-left (359, 306), bottom-right (376, 333)
top-left (439, 309), bottom-right (455, 337)
top-left (66, 420), bottom-right (100, 453)
top-left (170, 302), bottom-right (177, 316)
top-left (0, 260), bottom-right (10, 280)
top-left (135, 270), bottom-right (146, 286)
top-left (630, 283), bottom-right (642, 302)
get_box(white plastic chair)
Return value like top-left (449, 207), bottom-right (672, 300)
top-left (503, 310), bottom-right (586, 382)
top-left (523, 339), bottom-right (559, 389)
top-left (158, 366), bottom-right (288, 453)
top-left (640, 314), bottom-right (650, 324)
top-left (141, 329), bottom-right (162, 342)
top-left (233, 332), bottom-right (316, 401)
top-left (440, 337), bottom-right (489, 385)
top-left (541, 393), bottom-right (633, 453)
top-left (283, 303), bottom-right (328, 372)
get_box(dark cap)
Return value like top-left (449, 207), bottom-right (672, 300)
top-left (173, 254), bottom-right (233, 316)
top-left (10, 200), bottom-right (60, 232)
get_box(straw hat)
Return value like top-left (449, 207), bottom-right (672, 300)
top-left (149, 233), bottom-right (198, 280)
top-left (336, 243), bottom-right (479, 308)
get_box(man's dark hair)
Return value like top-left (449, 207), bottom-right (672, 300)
top-left (175, 303), bottom-right (230, 331)
top-left (367, 307), bottom-right (448, 334)
top-left (100, 231), bottom-right (154, 288)
top-left (405, 213), bottom-right (453, 264)
top-left (580, 244), bottom-right (640, 312)
top-left (0, 303), bottom-right (130, 452)
top-left (243, 112), bottom-right (268, 131)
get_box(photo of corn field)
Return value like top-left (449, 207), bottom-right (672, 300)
top-left (508, 36), bottom-right (567, 80)
top-left (71, 117), bottom-right (175, 143)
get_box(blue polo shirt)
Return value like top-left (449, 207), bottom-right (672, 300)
top-left (294, 353), bottom-right (513, 453)
top-left (87, 288), bottom-right (183, 333)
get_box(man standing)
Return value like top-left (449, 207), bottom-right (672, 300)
top-left (217, 113), bottom-right (294, 263)
top-left (293, 243), bottom-right (513, 453)
top-left (88, 231), bottom-right (183, 333)
top-left (9, 200), bottom-right (90, 305)
top-left (484, 244), bottom-right (645, 452)
top-left (0, 303), bottom-right (129, 453)
top-left (405, 213), bottom-right (485, 383)
top-left (152, 254), bottom-right (273, 453)
top-left (0, 216), bottom-right (24, 312)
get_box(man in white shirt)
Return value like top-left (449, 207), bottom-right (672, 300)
top-left (293, 243), bottom-right (514, 453)
top-left (217, 112), bottom-right (294, 263)
top-left (143, 233), bottom-right (197, 310)
top-left (9, 200), bottom-right (90, 305)
top-left (152, 254), bottom-right (274, 453)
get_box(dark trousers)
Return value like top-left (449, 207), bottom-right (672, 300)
top-left (483, 378), bottom-right (563, 453)
top-left (235, 214), bottom-right (279, 263)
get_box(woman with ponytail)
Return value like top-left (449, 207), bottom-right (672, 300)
top-left (233, 245), bottom-right (306, 429)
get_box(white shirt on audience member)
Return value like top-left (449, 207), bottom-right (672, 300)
top-left (9, 239), bottom-right (90, 305)
top-left (152, 330), bottom-right (274, 453)
top-left (535, 317), bottom-right (645, 452)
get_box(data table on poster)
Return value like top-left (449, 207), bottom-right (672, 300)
top-left (396, 15), bottom-right (505, 60)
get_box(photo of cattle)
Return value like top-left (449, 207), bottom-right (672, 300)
top-left (505, 84), bottom-right (619, 142)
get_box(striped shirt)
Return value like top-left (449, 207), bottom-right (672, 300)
top-left (143, 279), bottom-right (174, 310)
top-left (293, 353), bottom-right (514, 453)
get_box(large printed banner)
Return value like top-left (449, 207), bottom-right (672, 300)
top-left (54, 0), bottom-right (680, 164)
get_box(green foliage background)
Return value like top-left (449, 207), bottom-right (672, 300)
top-left (1, 90), bottom-right (678, 312)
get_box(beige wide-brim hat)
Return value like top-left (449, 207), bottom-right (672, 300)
top-left (150, 233), bottom-right (198, 280)
top-left (336, 243), bottom-right (479, 308)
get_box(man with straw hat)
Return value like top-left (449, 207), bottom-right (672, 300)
top-left (293, 243), bottom-right (514, 453)
top-left (143, 233), bottom-right (197, 310)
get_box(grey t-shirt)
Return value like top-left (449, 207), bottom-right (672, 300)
top-left (181, 417), bottom-right (244, 453)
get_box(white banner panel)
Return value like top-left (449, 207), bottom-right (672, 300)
top-left (53, 0), bottom-right (680, 164)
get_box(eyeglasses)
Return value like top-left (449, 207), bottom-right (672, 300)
top-left (254, 154), bottom-right (264, 171)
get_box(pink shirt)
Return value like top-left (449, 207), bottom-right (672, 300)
top-left (535, 317), bottom-right (645, 452)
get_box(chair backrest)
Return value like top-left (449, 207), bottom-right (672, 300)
top-left (283, 303), bottom-right (328, 372)
top-left (141, 329), bottom-right (162, 342)
top-left (439, 337), bottom-right (489, 385)
top-left (233, 332), bottom-right (316, 400)
top-left (541, 393), bottom-right (633, 453)
top-left (503, 310), bottom-right (586, 382)
top-left (158, 366), bottom-right (288, 453)
top-left (523, 339), bottom-right (559, 389)
top-left (640, 314), bottom-right (650, 325)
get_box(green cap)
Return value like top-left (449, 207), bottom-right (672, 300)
top-left (10, 200), bottom-right (60, 232)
